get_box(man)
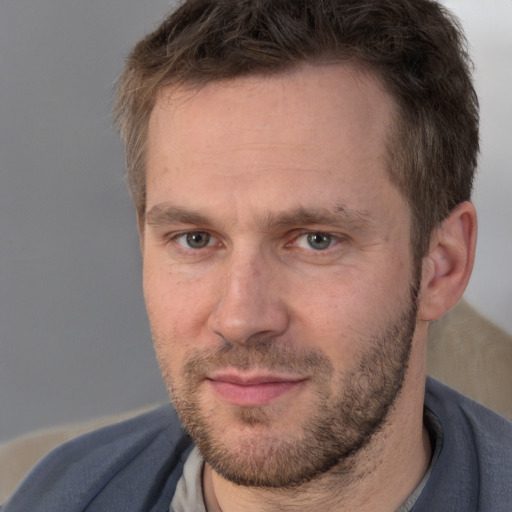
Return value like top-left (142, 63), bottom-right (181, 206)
top-left (3, 0), bottom-right (511, 511)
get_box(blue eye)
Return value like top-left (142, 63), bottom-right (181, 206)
top-left (175, 232), bottom-right (212, 249)
top-left (295, 232), bottom-right (335, 251)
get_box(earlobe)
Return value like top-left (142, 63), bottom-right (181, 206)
top-left (418, 201), bottom-right (477, 322)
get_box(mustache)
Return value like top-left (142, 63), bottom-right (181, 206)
top-left (181, 336), bottom-right (334, 380)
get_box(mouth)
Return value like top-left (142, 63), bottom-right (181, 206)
top-left (206, 371), bottom-right (307, 407)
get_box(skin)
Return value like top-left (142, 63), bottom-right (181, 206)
top-left (141, 64), bottom-right (477, 511)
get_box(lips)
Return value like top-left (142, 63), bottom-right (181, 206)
top-left (207, 371), bottom-right (306, 407)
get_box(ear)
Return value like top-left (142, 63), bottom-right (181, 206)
top-left (418, 201), bottom-right (477, 322)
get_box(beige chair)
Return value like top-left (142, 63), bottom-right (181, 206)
top-left (0, 405), bottom-right (159, 505)
top-left (1, 299), bottom-right (511, 504)
top-left (427, 300), bottom-right (512, 418)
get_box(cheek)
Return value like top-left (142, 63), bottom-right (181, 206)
top-left (290, 263), bottom-right (412, 360)
top-left (286, 276), bottom-right (361, 362)
top-left (143, 261), bottom-right (219, 374)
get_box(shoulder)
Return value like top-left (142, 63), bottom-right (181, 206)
top-left (417, 378), bottom-right (512, 511)
top-left (426, 377), bottom-right (512, 443)
top-left (1, 404), bottom-right (193, 512)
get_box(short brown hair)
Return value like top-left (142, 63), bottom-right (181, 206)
top-left (114, 0), bottom-right (479, 260)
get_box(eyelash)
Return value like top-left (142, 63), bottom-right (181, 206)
top-left (291, 232), bottom-right (341, 251)
top-left (171, 231), bottom-right (219, 250)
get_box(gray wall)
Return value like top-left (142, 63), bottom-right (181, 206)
top-left (0, 0), bottom-right (175, 442)
top-left (0, 0), bottom-right (511, 443)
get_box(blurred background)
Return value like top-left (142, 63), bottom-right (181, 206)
top-left (0, 0), bottom-right (511, 443)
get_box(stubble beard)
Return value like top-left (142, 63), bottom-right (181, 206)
top-left (155, 283), bottom-right (420, 489)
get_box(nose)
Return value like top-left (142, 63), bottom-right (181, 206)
top-left (207, 249), bottom-right (290, 345)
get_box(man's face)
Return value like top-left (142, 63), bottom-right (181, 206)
top-left (142, 65), bottom-right (420, 487)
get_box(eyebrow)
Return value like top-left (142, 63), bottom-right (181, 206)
top-left (145, 203), bottom-right (375, 231)
top-left (146, 204), bottom-right (211, 227)
top-left (260, 205), bottom-right (375, 231)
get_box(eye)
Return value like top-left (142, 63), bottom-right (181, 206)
top-left (295, 232), bottom-right (337, 251)
top-left (174, 231), bottom-right (215, 249)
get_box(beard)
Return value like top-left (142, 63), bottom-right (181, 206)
top-left (155, 282), bottom-right (420, 489)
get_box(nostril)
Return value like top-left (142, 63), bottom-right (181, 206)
top-left (207, 294), bottom-right (290, 347)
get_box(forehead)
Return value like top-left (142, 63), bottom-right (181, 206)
top-left (145, 64), bottom-right (400, 222)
